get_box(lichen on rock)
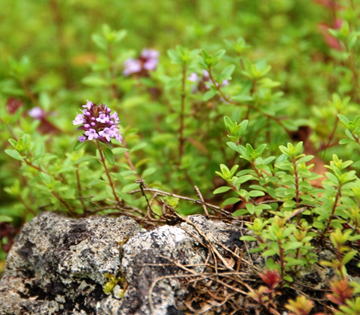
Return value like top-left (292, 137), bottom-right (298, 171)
top-left (0, 212), bottom-right (247, 315)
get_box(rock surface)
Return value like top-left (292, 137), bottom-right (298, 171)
top-left (0, 212), bottom-right (241, 315)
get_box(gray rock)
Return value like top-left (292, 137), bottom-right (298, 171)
top-left (0, 212), bottom-right (243, 315)
top-left (0, 212), bottom-right (143, 315)
top-left (117, 225), bottom-right (206, 315)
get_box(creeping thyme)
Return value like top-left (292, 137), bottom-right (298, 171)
top-left (73, 101), bottom-right (122, 143)
top-left (28, 107), bottom-right (46, 119)
top-left (123, 49), bottom-right (159, 76)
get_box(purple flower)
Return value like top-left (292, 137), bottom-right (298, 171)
top-left (202, 70), bottom-right (210, 79)
top-left (85, 128), bottom-right (99, 140)
top-left (123, 48), bottom-right (159, 76)
top-left (28, 107), bottom-right (45, 119)
top-left (188, 73), bottom-right (199, 82)
top-left (143, 58), bottom-right (158, 71)
top-left (73, 114), bottom-right (85, 125)
top-left (123, 59), bottom-right (142, 76)
top-left (141, 49), bottom-right (159, 59)
top-left (73, 101), bottom-right (122, 143)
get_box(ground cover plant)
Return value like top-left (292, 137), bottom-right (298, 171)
top-left (1, 0), bottom-right (360, 313)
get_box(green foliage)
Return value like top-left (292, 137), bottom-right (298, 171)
top-left (220, 130), bottom-right (360, 279)
top-left (1, 0), bottom-right (360, 311)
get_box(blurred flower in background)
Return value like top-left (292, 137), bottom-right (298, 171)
top-left (123, 48), bottom-right (159, 76)
top-left (28, 107), bottom-right (60, 134)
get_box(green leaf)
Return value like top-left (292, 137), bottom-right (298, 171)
top-left (142, 167), bottom-right (156, 178)
top-left (232, 208), bottom-right (249, 216)
top-left (82, 75), bottom-right (108, 87)
top-left (130, 142), bottom-right (147, 152)
top-left (121, 183), bottom-right (139, 193)
top-left (338, 114), bottom-right (350, 125)
top-left (103, 148), bottom-right (115, 164)
top-left (235, 175), bottom-right (254, 185)
top-left (92, 34), bottom-right (107, 50)
top-left (283, 241), bottom-right (302, 251)
top-left (222, 197), bottom-right (241, 206)
top-left (227, 142), bottom-right (240, 153)
top-left (0, 215), bottom-right (13, 223)
top-left (248, 190), bottom-right (265, 197)
top-left (219, 65), bottom-right (235, 81)
top-left (5, 149), bottom-right (23, 161)
top-left (203, 89), bottom-right (217, 101)
top-left (213, 186), bottom-right (232, 194)
top-left (263, 248), bottom-right (278, 257)
top-left (73, 141), bottom-right (86, 151)
top-left (112, 147), bottom-right (128, 155)
top-left (343, 250), bottom-right (357, 264)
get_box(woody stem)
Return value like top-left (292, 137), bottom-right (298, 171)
top-left (96, 141), bottom-right (122, 205)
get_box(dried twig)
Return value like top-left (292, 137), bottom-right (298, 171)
top-left (194, 185), bottom-right (209, 217)
top-left (130, 187), bottom-right (223, 211)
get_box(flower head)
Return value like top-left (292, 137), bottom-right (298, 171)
top-left (73, 101), bottom-right (122, 143)
top-left (123, 48), bottom-right (159, 76)
top-left (123, 59), bottom-right (142, 76)
top-left (28, 107), bottom-right (46, 119)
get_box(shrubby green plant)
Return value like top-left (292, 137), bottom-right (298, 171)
top-left (216, 134), bottom-right (360, 279)
top-left (1, 0), bottom-right (360, 312)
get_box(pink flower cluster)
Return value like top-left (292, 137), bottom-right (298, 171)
top-left (73, 101), bottom-right (122, 143)
top-left (123, 49), bottom-right (159, 76)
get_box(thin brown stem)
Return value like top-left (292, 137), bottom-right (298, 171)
top-left (208, 66), bottom-right (239, 106)
top-left (20, 196), bottom-right (36, 216)
top-left (319, 116), bottom-right (339, 152)
top-left (51, 191), bottom-right (74, 213)
top-left (138, 179), bottom-right (154, 217)
top-left (130, 187), bottom-right (222, 211)
top-left (319, 185), bottom-right (342, 241)
top-left (75, 168), bottom-right (86, 212)
top-left (24, 159), bottom-right (65, 184)
top-left (96, 141), bottom-right (122, 205)
top-left (292, 159), bottom-right (300, 211)
top-left (277, 238), bottom-right (285, 281)
top-left (120, 139), bottom-right (138, 174)
top-left (194, 185), bottom-right (209, 217)
top-left (178, 63), bottom-right (187, 162)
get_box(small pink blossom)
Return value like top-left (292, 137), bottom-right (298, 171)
top-left (73, 114), bottom-right (85, 125)
top-left (123, 59), bottom-right (142, 75)
top-left (28, 107), bottom-right (45, 119)
top-left (73, 101), bottom-right (122, 143)
top-left (123, 48), bottom-right (159, 76)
